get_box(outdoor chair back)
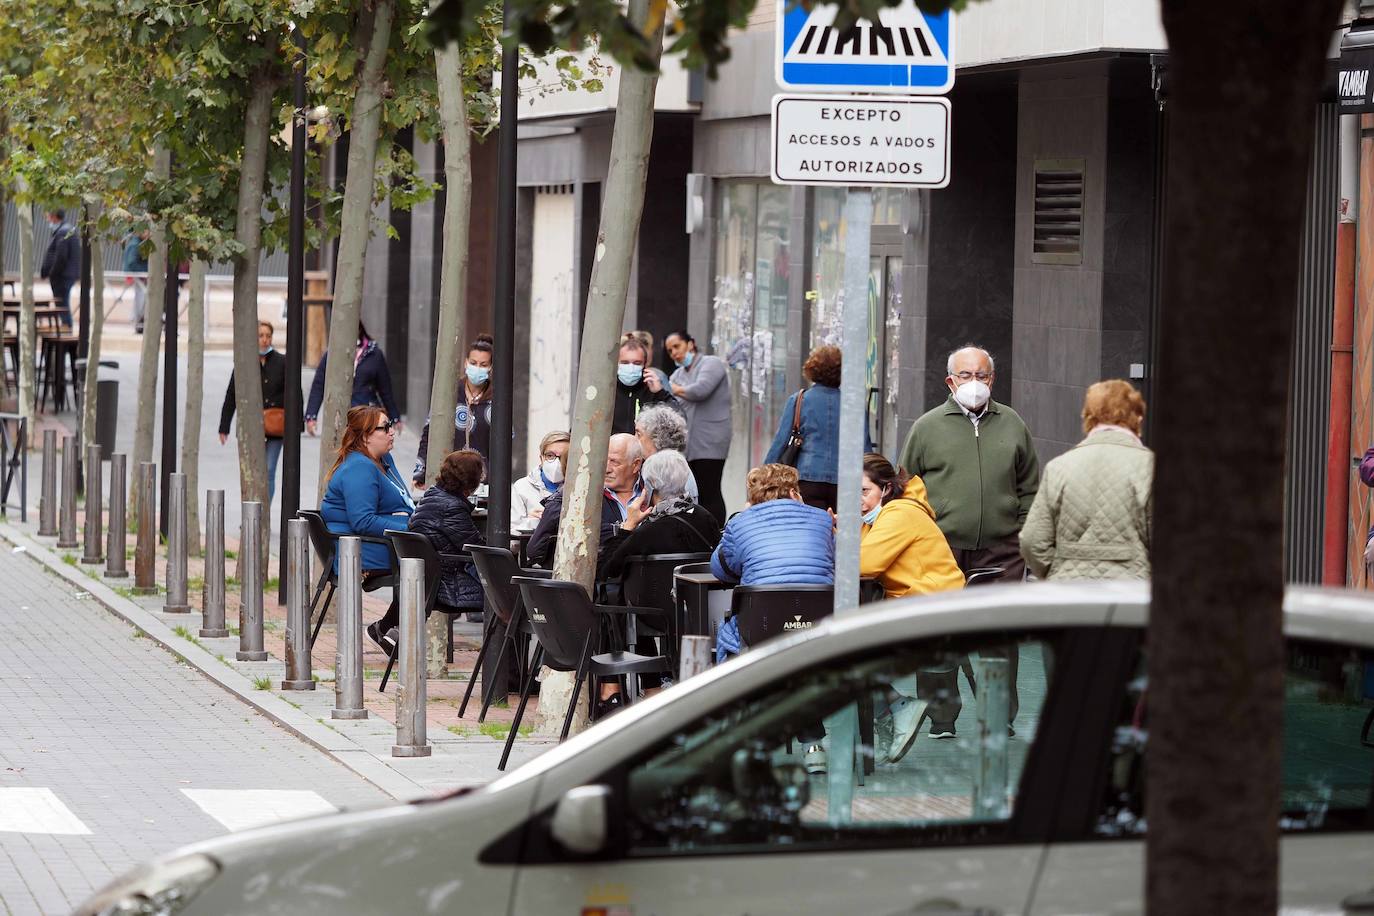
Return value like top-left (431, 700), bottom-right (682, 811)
top-left (732, 584), bottom-right (834, 647)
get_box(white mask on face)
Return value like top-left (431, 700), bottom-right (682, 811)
top-left (540, 458), bottom-right (564, 485)
top-left (953, 380), bottom-right (991, 411)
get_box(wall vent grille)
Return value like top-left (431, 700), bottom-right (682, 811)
top-left (1032, 158), bottom-right (1085, 265)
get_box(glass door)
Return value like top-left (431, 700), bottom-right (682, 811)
top-left (868, 248), bottom-right (903, 457)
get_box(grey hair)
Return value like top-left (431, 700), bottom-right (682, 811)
top-left (642, 449), bottom-right (692, 499)
top-left (635, 404), bottom-right (687, 452)
top-left (610, 431), bottom-right (644, 465)
top-left (946, 344), bottom-right (996, 375)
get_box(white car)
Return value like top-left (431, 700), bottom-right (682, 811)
top-left (78, 581), bottom-right (1374, 915)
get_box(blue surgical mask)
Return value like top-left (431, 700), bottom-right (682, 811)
top-left (862, 504), bottom-right (882, 526)
top-left (258, 347), bottom-right (272, 356)
top-left (617, 363), bottom-right (644, 386)
top-left (466, 364), bottom-right (490, 386)
top-left (676, 351), bottom-right (694, 368)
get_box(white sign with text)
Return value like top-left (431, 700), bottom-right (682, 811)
top-left (770, 94), bottom-right (951, 188)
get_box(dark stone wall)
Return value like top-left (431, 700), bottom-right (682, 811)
top-left (925, 82), bottom-right (1019, 412)
top-left (632, 115), bottom-right (694, 366)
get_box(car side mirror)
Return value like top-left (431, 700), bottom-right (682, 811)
top-left (550, 785), bottom-right (611, 855)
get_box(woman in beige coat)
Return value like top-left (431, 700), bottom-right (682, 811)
top-left (1020, 380), bottom-right (1153, 580)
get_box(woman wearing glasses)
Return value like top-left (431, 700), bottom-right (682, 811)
top-left (511, 430), bottom-right (570, 531)
top-left (320, 405), bottom-right (416, 656)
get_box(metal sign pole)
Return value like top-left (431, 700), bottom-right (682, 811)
top-left (834, 188), bottom-right (872, 617)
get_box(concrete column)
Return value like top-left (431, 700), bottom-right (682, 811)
top-left (200, 490), bottom-right (229, 637)
top-left (163, 473), bottom-right (190, 613)
top-left (104, 454), bottom-right (128, 578)
top-left (80, 444), bottom-right (103, 564)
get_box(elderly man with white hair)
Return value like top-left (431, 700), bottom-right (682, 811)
top-left (634, 404), bottom-right (705, 509)
top-left (600, 449), bottom-right (721, 580)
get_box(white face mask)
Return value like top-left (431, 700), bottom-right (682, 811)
top-left (953, 380), bottom-right (991, 411)
top-left (540, 458), bottom-right (564, 485)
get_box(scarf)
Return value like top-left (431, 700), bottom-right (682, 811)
top-left (354, 337), bottom-right (377, 370)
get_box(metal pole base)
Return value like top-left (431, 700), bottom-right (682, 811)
top-left (56, 534), bottom-right (79, 549)
top-left (79, 554), bottom-right (102, 565)
top-left (331, 708), bottom-right (369, 720)
top-left (163, 604), bottom-right (191, 614)
top-left (103, 569), bottom-right (129, 579)
top-left (132, 586), bottom-right (158, 596)
top-left (235, 649), bottom-right (269, 662)
top-left (281, 678), bottom-right (316, 691)
top-left (199, 627), bottom-right (230, 638)
top-left (391, 745), bottom-right (431, 758)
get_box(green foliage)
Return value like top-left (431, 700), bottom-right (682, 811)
top-left (253, 675), bottom-right (272, 690)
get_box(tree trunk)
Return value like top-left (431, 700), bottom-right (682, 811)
top-left (419, 34), bottom-right (475, 677)
top-left (131, 148), bottom-right (171, 512)
top-left (1146, 2), bottom-right (1343, 913)
top-left (232, 71), bottom-right (277, 561)
top-left (535, 0), bottom-right (665, 736)
top-left (182, 260), bottom-right (207, 556)
top-left (14, 177), bottom-right (34, 432)
top-left (316, 0), bottom-right (396, 488)
top-left (81, 215), bottom-right (105, 453)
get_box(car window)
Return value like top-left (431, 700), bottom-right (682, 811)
top-left (621, 631), bottom-right (1059, 856)
top-left (1097, 638), bottom-right (1374, 836)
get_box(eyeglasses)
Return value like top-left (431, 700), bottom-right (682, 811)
top-left (373, 420), bottom-right (396, 434)
top-left (952, 371), bottom-right (992, 382)
top-left (541, 451), bottom-right (562, 461)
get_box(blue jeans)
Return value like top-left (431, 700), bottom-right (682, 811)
top-left (265, 437), bottom-right (283, 504)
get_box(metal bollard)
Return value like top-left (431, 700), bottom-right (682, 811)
top-left (678, 635), bottom-right (712, 681)
top-left (56, 436), bottom-right (79, 548)
top-left (37, 429), bottom-right (57, 536)
top-left (972, 656), bottom-right (1011, 820)
top-left (104, 455), bottom-right (128, 578)
top-left (163, 473), bottom-right (190, 613)
top-left (80, 444), bottom-right (103, 564)
top-left (133, 462), bottom-right (157, 594)
top-left (392, 557), bottom-right (431, 757)
top-left (331, 536), bottom-right (368, 719)
top-left (282, 519), bottom-right (315, 690)
top-left (236, 501), bottom-right (268, 661)
top-left (199, 490), bottom-right (228, 637)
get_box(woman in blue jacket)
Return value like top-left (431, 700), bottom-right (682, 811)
top-left (305, 322), bottom-right (402, 436)
top-left (763, 345), bottom-right (870, 512)
top-left (320, 405), bottom-right (415, 656)
top-left (711, 463), bottom-right (834, 658)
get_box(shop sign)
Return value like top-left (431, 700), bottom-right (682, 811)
top-left (770, 94), bottom-right (951, 188)
top-left (1339, 43), bottom-right (1374, 113)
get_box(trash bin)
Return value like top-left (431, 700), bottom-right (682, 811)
top-left (95, 378), bottom-right (118, 457)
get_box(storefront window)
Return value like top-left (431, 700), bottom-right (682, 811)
top-left (711, 181), bottom-right (792, 515)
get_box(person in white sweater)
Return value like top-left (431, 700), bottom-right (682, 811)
top-left (512, 430), bottom-right (570, 530)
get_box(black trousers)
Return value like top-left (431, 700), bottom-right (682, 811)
top-left (689, 458), bottom-right (727, 525)
top-left (918, 536), bottom-right (1025, 728)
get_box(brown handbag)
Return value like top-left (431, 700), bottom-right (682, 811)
top-left (262, 407), bottom-right (286, 438)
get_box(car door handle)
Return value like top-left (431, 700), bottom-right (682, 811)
top-left (1344, 887), bottom-right (1374, 911)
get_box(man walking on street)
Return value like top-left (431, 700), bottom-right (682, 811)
top-left (39, 208), bottom-right (81, 329)
top-left (897, 344), bottom-right (1040, 735)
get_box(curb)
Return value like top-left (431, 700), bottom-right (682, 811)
top-left (0, 521), bottom-right (428, 802)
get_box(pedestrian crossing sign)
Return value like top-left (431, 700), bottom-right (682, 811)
top-left (776, 0), bottom-right (955, 94)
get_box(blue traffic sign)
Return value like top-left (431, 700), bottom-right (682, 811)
top-left (775, 0), bottom-right (955, 94)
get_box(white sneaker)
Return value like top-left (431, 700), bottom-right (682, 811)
top-left (888, 697), bottom-right (929, 764)
top-left (804, 745), bottom-right (827, 774)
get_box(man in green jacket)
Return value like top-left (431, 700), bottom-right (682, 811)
top-left (897, 344), bottom-right (1040, 735)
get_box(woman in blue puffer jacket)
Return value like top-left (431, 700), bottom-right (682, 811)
top-left (712, 463), bottom-right (834, 659)
top-left (320, 405), bottom-right (415, 656)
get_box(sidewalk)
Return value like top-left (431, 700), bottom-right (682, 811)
top-left (0, 514), bottom-right (556, 803)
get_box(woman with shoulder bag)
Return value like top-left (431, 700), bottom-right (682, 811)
top-left (219, 321), bottom-right (297, 506)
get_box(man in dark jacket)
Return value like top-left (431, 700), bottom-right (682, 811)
top-left (219, 322), bottom-right (293, 504)
top-left (612, 337), bottom-right (674, 434)
top-left (527, 434), bottom-right (646, 568)
top-left (39, 209), bottom-right (81, 328)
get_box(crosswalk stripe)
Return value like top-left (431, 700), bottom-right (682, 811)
top-left (180, 789), bottom-right (336, 832)
top-left (0, 788), bottom-right (93, 835)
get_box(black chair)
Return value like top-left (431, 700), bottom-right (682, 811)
top-left (378, 530), bottom-right (473, 693)
top-left (298, 510), bottom-right (397, 652)
top-left (618, 552), bottom-right (713, 676)
top-left (462, 546), bottom-right (550, 722)
top-left (965, 566), bottom-right (1005, 587)
top-left (501, 577), bottom-right (671, 770)
top-left (731, 584), bottom-right (835, 648)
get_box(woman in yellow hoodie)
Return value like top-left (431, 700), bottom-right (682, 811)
top-left (859, 453), bottom-right (965, 598)
top-left (859, 453), bottom-right (965, 762)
